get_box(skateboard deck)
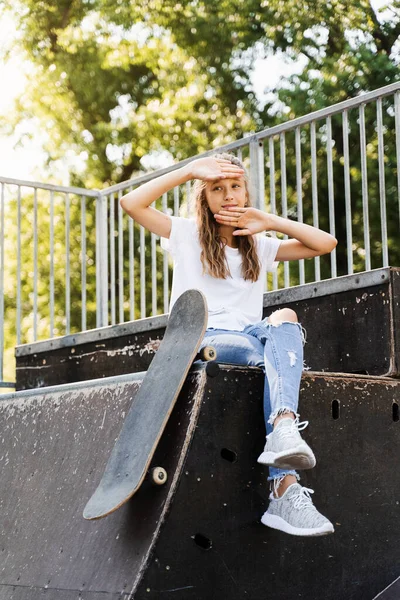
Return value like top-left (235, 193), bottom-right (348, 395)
top-left (83, 289), bottom-right (209, 520)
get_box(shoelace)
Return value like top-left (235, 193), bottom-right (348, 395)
top-left (270, 478), bottom-right (315, 506)
top-left (275, 417), bottom-right (309, 440)
top-left (292, 486), bottom-right (315, 509)
top-left (272, 475), bottom-right (287, 497)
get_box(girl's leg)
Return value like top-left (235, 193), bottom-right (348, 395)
top-left (203, 324), bottom-right (334, 536)
top-left (201, 328), bottom-right (297, 482)
top-left (244, 308), bottom-right (315, 481)
top-left (262, 378), bottom-right (299, 486)
top-left (244, 308), bottom-right (305, 424)
top-left (201, 329), bottom-right (265, 369)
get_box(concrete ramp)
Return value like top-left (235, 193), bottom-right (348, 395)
top-left (1, 366), bottom-right (400, 599)
top-left (134, 369), bottom-right (400, 600)
top-left (0, 370), bottom-right (208, 599)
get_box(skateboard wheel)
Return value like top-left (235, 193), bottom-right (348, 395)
top-left (151, 467), bottom-right (168, 485)
top-left (199, 346), bottom-right (217, 361)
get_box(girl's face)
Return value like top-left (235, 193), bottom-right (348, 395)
top-left (204, 176), bottom-right (247, 215)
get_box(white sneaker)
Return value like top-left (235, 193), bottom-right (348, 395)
top-left (261, 483), bottom-right (334, 537)
top-left (257, 417), bottom-right (316, 470)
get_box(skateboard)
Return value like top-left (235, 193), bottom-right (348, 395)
top-left (83, 289), bottom-right (215, 520)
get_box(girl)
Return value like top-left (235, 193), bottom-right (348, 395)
top-left (120, 153), bottom-right (337, 537)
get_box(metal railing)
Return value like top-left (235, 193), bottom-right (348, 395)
top-left (1, 81), bottom-right (400, 387)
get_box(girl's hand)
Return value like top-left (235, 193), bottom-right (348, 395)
top-left (214, 207), bottom-right (273, 235)
top-left (186, 157), bottom-right (244, 181)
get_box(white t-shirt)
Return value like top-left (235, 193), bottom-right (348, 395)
top-left (161, 216), bottom-right (281, 331)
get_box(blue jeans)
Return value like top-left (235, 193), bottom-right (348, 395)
top-left (201, 316), bottom-right (305, 481)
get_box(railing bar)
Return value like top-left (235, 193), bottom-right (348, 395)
top-left (342, 110), bottom-right (353, 275)
top-left (395, 92), bottom-right (400, 236)
top-left (359, 105), bottom-right (371, 271)
top-left (110, 193), bottom-right (116, 326)
top-left (50, 191), bottom-right (55, 337)
top-left (257, 141), bottom-right (265, 211)
top-left (269, 139), bottom-right (277, 214)
top-left (174, 186), bottom-right (179, 216)
top-left (65, 192), bottom-right (70, 335)
top-left (162, 193), bottom-right (169, 313)
top-left (33, 188), bottom-right (38, 341)
top-left (118, 190), bottom-right (124, 324)
top-left (326, 117), bottom-right (337, 278)
top-left (151, 205), bottom-right (157, 316)
top-left (310, 122), bottom-right (321, 282)
top-left (269, 137), bottom-right (278, 291)
top-left (0, 184), bottom-right (4, 380)
top-left (280, 133), bottom-right (290, 288)
top-left (0, 176), bottom-right (100, 197)
top-left (140, 226), bottom-right (146, 318)
top-left (16, 186), bottom-right (22, 345)
top-left (295, 127), bottom-right (305, 285)
top-left (95, 197), bottom-right (100, 327)
top-left (186, 180), bottom-right (192, 216)
top-left (250, 140), bottom-right (262, 210)
top-left (377, 98), bottom-right (389, 267)
top-left (129, 187), bottom-right (135, 321)
top-left (96, 193), bottom-right (109, 328)
top-left (81, 195), bottom-right (87, 332)
top-left (260, 137), bottom-right (267, 305)
top-left (237, 148), bottom-right (243, 162)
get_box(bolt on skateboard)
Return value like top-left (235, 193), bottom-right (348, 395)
top-left (83, 289), bottom-right (215, 520)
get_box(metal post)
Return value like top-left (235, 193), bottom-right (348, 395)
top-left (96, 192), bottom-right (109, 328)
top-left (268, 136), bottom-right (278, 291)
top-left (33, 188), bottom-right (38, 341)
top-left (295, 127), bottom-right (305, 285)
top-left (342, 110), bottom-right (353, 275)
top-left (359, 105), bottom-right (371, 272)
top-left (280, 132), bottom-right (290, 288)
top-left (249, 138), bottom-right (264, 210)
top-left (326, 117), bottom-right (337, 278)
top-left (81, 195), bottom-right (87, 332)
top-left (65, 192), bottom-right (70, 335)
top-left (118, 190), bottom-right (124, 324)
top-left (377, 98), bottom-right (389, 267)
top-left (0, 184), bottom-right (4, 382)
top-left (128, 187), bottom-right (135, 321)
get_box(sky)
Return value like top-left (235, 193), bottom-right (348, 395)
top-left (0, 0), bottom-right (392, 184)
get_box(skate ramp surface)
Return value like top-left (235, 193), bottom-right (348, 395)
top-left (1, 367), bottom-right (400, 599)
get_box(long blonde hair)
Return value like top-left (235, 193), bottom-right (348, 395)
top-left (193, 152), bottom-right (261, 282)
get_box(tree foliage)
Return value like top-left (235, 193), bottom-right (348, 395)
top-left (3, 0), bottom-right (399, 184)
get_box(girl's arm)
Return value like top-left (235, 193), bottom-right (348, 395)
top-left (120, 158), bottom-right (244, 238)
top-left (120, 166), bottom-right (191, 238)
top-left (267, 214), bottom-right (337, 261)
top-left (215, 207), bottom-right (337, 260)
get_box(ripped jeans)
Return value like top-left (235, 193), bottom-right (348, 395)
top-left (201, 316), bottom-right (305, 482)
